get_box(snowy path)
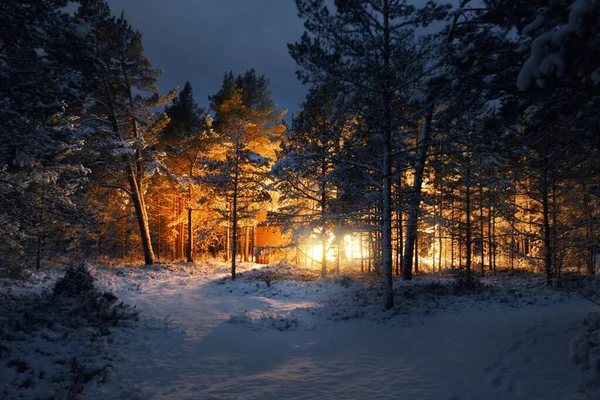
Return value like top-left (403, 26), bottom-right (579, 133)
top-left (91, 269), bottom-right (597, 400)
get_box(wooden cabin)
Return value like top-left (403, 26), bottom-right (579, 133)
top-left (225, 209), bottom-right (289, 264)
top-left (253, 210), bottom-right (289, 264)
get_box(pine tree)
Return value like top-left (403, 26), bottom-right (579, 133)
top-left (271, 82), bottom-right (347, 277)
top-left (0, 0), bottom-right (93, 271)
top-left (78, 2), bottom-right (176, 265)
top-left (162, 82), bottom-right (211, 262)
top-left (207, 70), bottom-right (286, 279)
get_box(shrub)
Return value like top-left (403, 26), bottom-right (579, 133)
top-left (451, 270), bottom-right (486, 294)
top-left (53, 263), bottom-right (96, 298)
top-left (53, 263), bottom-right (139, 328)
top-left (334, 275), bottom-right (353, 288)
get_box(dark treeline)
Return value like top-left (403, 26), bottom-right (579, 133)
top-left (1, 0), bottom-right (599, 308)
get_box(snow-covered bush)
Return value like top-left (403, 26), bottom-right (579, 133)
top-left (569, 312), bottom-right (600, 373)
top-left (53, 263), bottom-right (139, 328)
top-left (570, 277), bottom-right (600, 379)
top-left (53, 263), bottom-right (96, 297)
top-left (333, 274), bottom-right (353, 288)
top-left (451, 270), bottom-right (487, 293)
top-left (0, 265), bottom-right (140, 398)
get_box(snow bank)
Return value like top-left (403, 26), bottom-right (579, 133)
top-left (227, 310), bottom-right (302, 331)
top-left (0, 264), bottom-right (139, 399)
top-left (570, 277), bottom-right (600, 380)
top-left (209, 264), bottom-right (577, 329)
top-left (570, 312), bottom-right (600, 371)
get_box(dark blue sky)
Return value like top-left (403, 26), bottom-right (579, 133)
top-left (106, 0), bottom-right (307, 119)
top-left (105, 1), bottom-right (437, 119)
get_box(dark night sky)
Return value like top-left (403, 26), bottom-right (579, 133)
top-left (106, 0), bottom-right (307, 120)
top-left (104, 1), bottom-right (435, 119)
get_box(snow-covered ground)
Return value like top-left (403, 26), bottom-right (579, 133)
top-left (3, 262), bottom-right (600, 399)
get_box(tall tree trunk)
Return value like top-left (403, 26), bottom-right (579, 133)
top-left (414, 224), bottom-right (419, 274)
top-left (187, 206), bottom-right (193, 262)
top-left (101, 69), bottom-right (155, 265)
top-left (36, 166), bottom-right (46, 270)
top-left (231, 141), bottom-right (240, 280)
top-left (187, 177), bottom-right (193, 262)
top-left (451, 197), bottom-right (455, 270)
top-left (368, 230), bottom-right (373, 273)
top-left (492, 206), bottom-right (497, 275)
top-left (126, 166), bottom-right (155, 265)
top-left (179, 195), bottom-right (184, 259)
top-left (437, 189), bottom-right (443, 271)
top-left (320, 162), bottom-right (328, 277)
top-left (252, 226), bottom-right (256, 263)
top-left (122, 66), bottom-right (155, 265)
top-left (539, 132), bottom-right (555, 284)
top-left (396, 170), bottom-right (403, 275)
top-left (479, 180), bottom-right (485, 276)
top-left (121, 215), bottom-right (126, 259)
top-left (157, 192), bottom-right (161, 260)
top-left (381, 0), bottom-right (393, 308)
top-left (402, 104), bottom-right (433, 280)
top-left (225, 202), bottom-right (230, 262)
top-left (360, 231), bottom-right (365, 273)
top-left (541, 163), bottom-right (553, 285)
top-left (489, 190), bottom-right (494, 273)
top-left (551, 173), bottom-right (560, 287)
top-left (465, 163), bottom-right (472, 285)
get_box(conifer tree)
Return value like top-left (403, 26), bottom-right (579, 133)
top-left (78, 2), bottom-right (176, 265)
top-left (162, 82), bottom-right (211, 262)
top-left (271, 82), bottom-right (347, 277)
top-left (0, 0), bottom-right (93, 271)
top-left (207, 70), bottom-right (286, 279)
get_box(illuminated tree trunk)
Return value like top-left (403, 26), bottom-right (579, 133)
top-left (121, 215), bottom-right (126, 259)
top-left (395, 171), bottom-right (403, 276)
top-left (541, 147), bottom-right (553, 286)
top-left (489, 191), bottom-right (495, 274)
top-left (551, 172), bottom-right (560, 287)
top-left (451, 197), bottom-right (455, 270)
top-left (252, 226), bottom-right (257, 263)
top-left (360, 232), bottom-right (365, 273)
top-left (320, 159), bottom-right (328, 277)
top-left (157, 192), bottom-right (161, 260)
top-left (178, 195), bottom-right (184, 260)
top-left (479, 180), bottom-right (485, 276)
top-left (378, 0), bottom-right (394, 308)
top-left (187, 205), bottom-right (193, 262)
top-left (465, 162), bottom-right (472, 285)
top-left (123, 67), bottom-right (155, 266)
top-left (187, 175), bottom-right (193, 262)
top-left (171, 197), bottom-right (175, 261)
top-left (224, 216), bottom-right (229, 262)
top-left (368, 230), bottom-right (374, 273)
top-left (414, 223), bottom-right (419, 274)
top-left (230, 139), bottom-right (240, 280)
top-left (125, 166), bottom-right (155, 265)
top-left (492, 207), bottom-right (497, 274)
top-left (437, 192), bottom-right (443, 271)
top-left (402, 104), bottom-right (433, 280)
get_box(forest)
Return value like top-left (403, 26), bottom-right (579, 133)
top-left (1, 0), bottom-right (600, 399)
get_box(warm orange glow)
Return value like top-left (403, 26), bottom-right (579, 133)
top-left (344, 234), bottom-right (365, 260)
top-left (310, 243), bottom-right (336, 263)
